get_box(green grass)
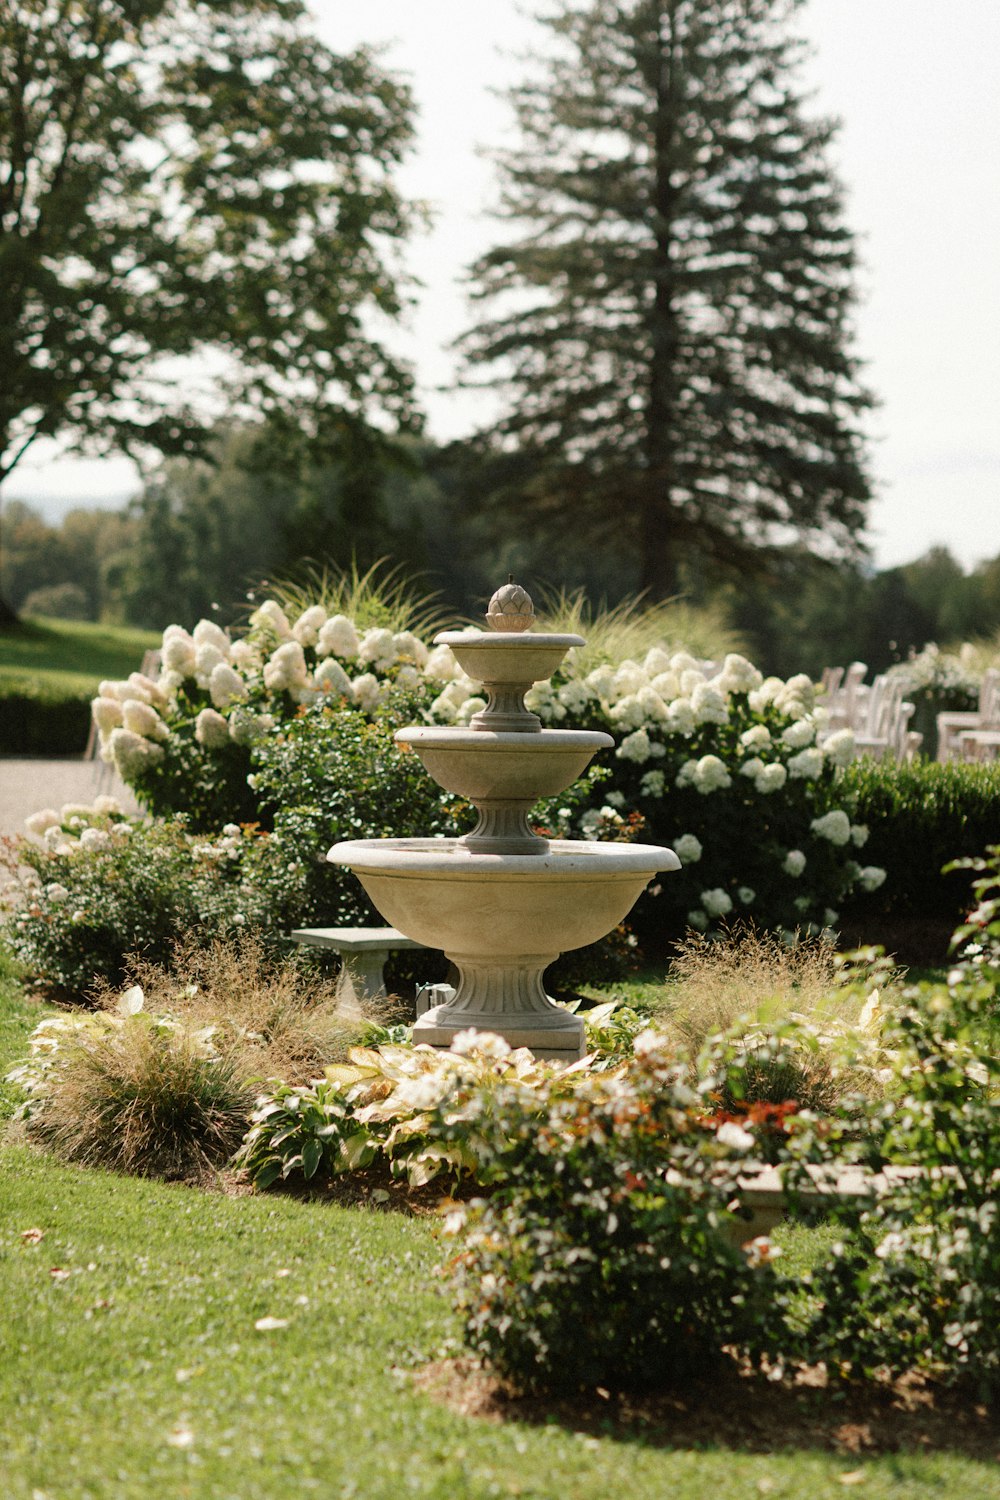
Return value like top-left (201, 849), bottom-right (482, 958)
top-left (0, 616), bottom-right (161, 698)
top-left (1, 958), bottom-right (997, 1500)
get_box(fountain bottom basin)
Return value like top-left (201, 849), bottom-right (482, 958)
top-left (327, 837), bottom-right (680, 1059)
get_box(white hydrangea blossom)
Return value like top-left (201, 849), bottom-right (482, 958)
top-left (92, 696), bottom-right (124, 738)
top-left (716, 653), bottom-right (763, 694)
top-left (783, 849), bottom-right (807, 877)
top-left (617, 728), bottom-right (652, 764)
top-left (859, 866), bottom-right (887, 892)
top-left (263, 641), bottom-right (308, 692)
top-left (314, 658), bottom-right (354, 699)
top-left (194, 708), bottom-right (231, 749)
top-left (161, 628), bottom-right (196, 675)
top-left (392, 630), bottom-right (429, 667)
top-left (700, 887), bottom-right (733, 918)
top-left (192, 619), bottom-right (231, 655)
top-left (640, 769), bottom-right (665, 798)
top-left (316, 614), bottom-right (359, 661)
top-left (609, 694), bottom-right (647, 730)
top-left (737, 886), bottom-right (756, 905)
top-left (121, 699), bottom-right (168, 741)
top-left (757, 763), bottom-right (787, 794)
top-left (690, 755), bottom-right (731, 794)
top-left (850, 824), bottom-right (869, 848)
top-left (673, 833), bottom-right (703, 864)
top-left (781, 720), bottom-right (815, 749)
top-left (250, 600), bottom-right (292, 639)
top-left (690, 682), bottom-right (729, 726)
top-left (109, 727), bottom-right (165, 779)
top-left (194, 642), bottom-right (227, 686)
top-left (822, 728), bottom-right (856, 766)
top-left (24, 808), bottom-right (60, 837)
top-left (394, 664), bottom-right (424, 693)
top-left (686, 909), bottom-right (709, 931)
top-left (612, 660), bottom-right (647, 697)
top-left (557, 679), bottom-right (594, 714)
top-left (660, 697), bottom-right (693, 736)
top-left (358, 627), bottom-right (397, 670)
top-left (209, 662), bottom-right (248, 709)
top-left (786, 747), bottom-right (824, 780)
top-left (229, 639), bottom-right (260, 670)
top-left (643, 647), bottom-right (673, 676)
top-left (351, 673), bottom-right (384, 713)
top-left (650, 670), bottom-right (682, 701)
top-left (740, 724), bottom-right (772, 753)
top-left (585, 664), bottom-right (617, 700)
top-left (424, 643), bottom-right (459, 682)
top-left (810, 809), bottom-right (852, 846)
top-left (291, 605), bottom-right (327, 647)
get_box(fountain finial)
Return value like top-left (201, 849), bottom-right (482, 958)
top-left (486, 577), bottom-right (534, 633)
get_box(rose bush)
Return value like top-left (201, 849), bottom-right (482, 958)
top-left (85, 596), bottom-right (882, 953)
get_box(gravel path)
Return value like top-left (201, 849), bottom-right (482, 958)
top-left (0, 758), bottom-right (140, 839)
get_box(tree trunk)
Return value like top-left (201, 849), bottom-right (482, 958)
top-left (639, 3), bottom-right (682, 599)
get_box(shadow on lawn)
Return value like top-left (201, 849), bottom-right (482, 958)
top-left (414, 1355), bottom-right (1000, 1462)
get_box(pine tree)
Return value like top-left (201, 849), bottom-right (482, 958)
top-left (460, 0), bottom-right (874, 597)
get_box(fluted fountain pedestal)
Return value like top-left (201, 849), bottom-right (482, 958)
top-left (329, 581), bottom-right (679, 1061)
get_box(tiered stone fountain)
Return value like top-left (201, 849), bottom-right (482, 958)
top-left (328, 582), bottom-right (679, 1060)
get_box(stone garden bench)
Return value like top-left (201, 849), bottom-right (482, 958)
top-left (728, 1162), bottom-right (925, 1245)
top-left (288, 925), bottom-right (426, 1003)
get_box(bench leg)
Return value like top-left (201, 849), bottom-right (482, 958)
top-left (341, 948), bottom-right (390, 1005)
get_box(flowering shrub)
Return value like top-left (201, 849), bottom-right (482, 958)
top-left (2, 801), bottom-right (266, 994)
top-left (797, 959), bottom-right (1000, 1400)
top-left (90, 597), bottom-right (882, 951)
top-left (444, 1029), bottom-right (783, 1393)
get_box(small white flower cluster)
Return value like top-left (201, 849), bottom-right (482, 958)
top-left (22, 797), bottom-right (131, 857)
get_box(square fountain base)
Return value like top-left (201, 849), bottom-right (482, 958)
top-left (411, 990), bottom-right (586, 1063)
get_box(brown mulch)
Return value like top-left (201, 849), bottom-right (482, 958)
top-left (413, 1355), bottom-right (1000, 1462)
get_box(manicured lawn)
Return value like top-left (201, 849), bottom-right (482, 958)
top-left (1, 962), bottom-right (997, 1500)
top-left (0, 616), bottom-right (161, 698)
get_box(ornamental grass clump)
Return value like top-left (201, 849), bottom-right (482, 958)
top-left (94, 931), bottom-right (386, 1085)
top-left (9, 990), bottom-right (253, 1181)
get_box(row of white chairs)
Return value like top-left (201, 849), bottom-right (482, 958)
top-left (818, 663), bottom-right (922, 762)
top-left (935, 668), bottom-right (1000, 762)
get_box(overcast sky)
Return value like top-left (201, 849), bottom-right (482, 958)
top-left (7, 0), bottom-right (999, 573)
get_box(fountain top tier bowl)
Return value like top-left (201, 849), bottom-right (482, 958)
top-left (328, 578), bottom-right (679, 1058)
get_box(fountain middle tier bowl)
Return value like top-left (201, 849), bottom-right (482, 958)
top-left (327, 837), bottom-right (680, 958)
top-left (395, 726), bottom-right (613, 802)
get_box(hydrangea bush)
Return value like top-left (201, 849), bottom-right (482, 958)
top-left (3, 800), bottom-right (265, 993)
top-left (85, 596), bottom-right (882, 953)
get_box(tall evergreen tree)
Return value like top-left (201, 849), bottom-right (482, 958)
top-left (460, 0), bottom-right (874, 597)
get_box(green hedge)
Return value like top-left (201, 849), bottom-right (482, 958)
top-left (0, 689), bottom-right (93, 756)
top-left (838, 758), bottom-right (1000, 959)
